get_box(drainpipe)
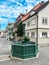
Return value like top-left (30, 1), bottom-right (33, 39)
top-left (36, 15), bottom-right (38, 44)
top-left (36, 14), bottom-right (38, 52)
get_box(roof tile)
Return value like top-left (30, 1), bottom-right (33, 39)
top-left (33, 3), bottom-right (42, 11)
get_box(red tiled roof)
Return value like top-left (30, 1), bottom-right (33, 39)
top-left (15, 13), bottom-right (30, 22)
top-left (20, 13), bottom-right (26, 16)
top-left (21, 2), bottom-right (43, 21)
top-left (21, 13), bottom-right (30, 21)
top-left (15, 1), bottom-right (45, 23)
top-left (33, 3), bottom-right (42, 11)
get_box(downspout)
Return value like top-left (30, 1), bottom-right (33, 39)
top-left (36, 14), bottom-right (38, 44)
top-left (36, 14), bottom-right (38, 52)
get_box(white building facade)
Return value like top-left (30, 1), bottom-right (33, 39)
top-left (23, 1), bottom-right (49, 45)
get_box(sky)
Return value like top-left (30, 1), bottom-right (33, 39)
top-left (0, 0), bottom-right (48, 30)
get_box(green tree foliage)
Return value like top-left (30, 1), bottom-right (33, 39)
top-left (12, 32), bottom-right (15, 37)
top-left (17, 22), bottom-right (24, 37)
top-left (22, 36), bottom-right (30, 43)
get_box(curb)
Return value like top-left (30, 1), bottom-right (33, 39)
top-left (0, 55), bottom-right (10, 62)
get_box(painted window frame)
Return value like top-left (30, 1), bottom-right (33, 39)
top-left (27, 20), bottom-right (30, 27)
top-left (31, 18), bottom-right (36, 26)
top-left (31, 32), bottom-right (35, 38)
top-left (27, 32), bottom-right (29, 37)
top-left (42, 17), bottom-right (48, 25)
top-left (42, 32), bottom-right (47, 38)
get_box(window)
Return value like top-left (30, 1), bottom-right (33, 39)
top-left (27, 20), bottom-right (30, 27)
top-left (42, 17), bottom-right (48, 24)
top-left (31, 32), bottom-right (35, 38)
top-left (27, 33), bottom-right (29, 37)
top-left (42, 32), bottom-right (47, 38)
top-left (31, 18), bottom-right (36, 25)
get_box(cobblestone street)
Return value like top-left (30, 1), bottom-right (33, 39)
top-left (0, 44), bottom-right (49, 65)
top-left (0, 0), bottom-right (49, 65)
top-left (0, 38), bottom-right (11, 55)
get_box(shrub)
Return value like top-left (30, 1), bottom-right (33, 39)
top-left (22, 36), bottom-right (30, 43)
top-left (12, 32), bottom-right (15, 37)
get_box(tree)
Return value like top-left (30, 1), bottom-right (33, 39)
top-left (17, 22), bottom-right (24, 37)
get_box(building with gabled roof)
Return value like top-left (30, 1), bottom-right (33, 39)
top-left (6, 23), bottom-right (14, 40)
top-left (23, 0), bottom-right (49, 45)
top-left (14, 0), bottom-right (49, 45)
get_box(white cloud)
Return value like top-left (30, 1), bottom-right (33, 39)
top-left (0, 0), bottom-right (48, 20)
top-left (0, 0), bottom-right (33, 20)
top-left (9, 0), bottom-right (16, 2)
top-left (0, 0), bottom-right (48, 30)
top-left (40, 0), bottom-right (48, 2)
top-left (0, 18), bottom-right (8, 24)
top-left (9, 0), bottom-right (23, 6)
top-left (26, 0), bottom-right (48, 3)
top-left (26, 0), bottom-right (35, 3)
top-left (26, 4), bottom-right (33, 11)
top-left (0, 4), bottom-right (33, 19)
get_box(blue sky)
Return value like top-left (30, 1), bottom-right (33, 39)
top-left (0, 0), bottom-right (48, 30)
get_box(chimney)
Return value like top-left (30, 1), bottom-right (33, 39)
top-left (26, 9), bottom-right (28, 13)
top-left (41, 1), bottom-right (45, 4)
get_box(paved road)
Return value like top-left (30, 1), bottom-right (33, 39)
top-left (0, 38), bottom-right (49, 65)
top-left (0, 38), bottom-right (11, 55)
top-left (0, 45), bottom-right (49, 65)
top-left (0, 46), bottom-right (49, 65)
